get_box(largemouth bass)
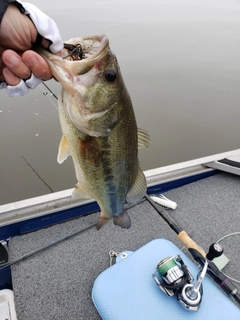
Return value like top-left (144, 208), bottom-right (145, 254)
top-left (37, 35), bottom-right (150, 229)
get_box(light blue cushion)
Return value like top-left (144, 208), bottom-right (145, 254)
top-left (92, 239), bottom-right (239, 319)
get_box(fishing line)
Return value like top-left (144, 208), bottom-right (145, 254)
top-left (36, 82), bottom-right (240, 305)
top-left (41, 81), bottom-right (59, 101)
top-left (216, 232), bottom-right (240, 284)
top-left (144, 193), bottom-right (240, 307)
top-left (21, 156), bottom-right (54, 193)
top-left (216, 231), bottom-right (240, 243)
top-left (1, 82), bottom-right (144, 270)
top-left (38, 82), bottom-right (58, 110)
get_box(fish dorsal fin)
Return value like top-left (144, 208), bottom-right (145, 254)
top-left (138, 128), bottom-right (151, 149)
top-left (126, 166), bottom-right (147, 203)
top-left (57, 135), bottom-right (71, 164)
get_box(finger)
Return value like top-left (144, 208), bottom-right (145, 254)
top-left (2, 67), bottom-right (21, 86)
top-left (2, 50), bottom-right (31, 80)
top-left (22, 50), bottom-right (52, 80)
top-left (41, 38), bottom-right (51, 50)
top-left (41, 38), bottom-right (62, 57)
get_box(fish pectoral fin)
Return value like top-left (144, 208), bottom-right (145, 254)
top-left (72, 183), bottom-right (91, 199)
top-left (57, 135), bottom-right (71, 164)
top-left (113, 212), bottom-right (131, 229)
top-left (126, 167), bottom-right (147, 203)
top-left (138, 128), bottom-right (151, 149)
top-left (79, 136), bottom-right (102, 167)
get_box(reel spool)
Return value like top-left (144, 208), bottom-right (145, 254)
top-left (153, 254), bottom-right (202, 311)
top-left (153, 243), bottom-right (224, 311)
top-left (153, 255), bottom-right (194, 295)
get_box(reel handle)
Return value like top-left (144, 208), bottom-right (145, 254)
top-left (206, 243), bottom-right (223, 261)
top-left (179, 242), bottom-right (224, 310)
top-left (177, 231), bottom-right (206, 257)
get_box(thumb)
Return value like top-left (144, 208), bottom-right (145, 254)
top-left (17, 1), bottom-right (63, 53)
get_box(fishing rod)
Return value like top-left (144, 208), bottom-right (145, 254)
top-left (41, 81), bottom-right (59, 100)
top-left (39, 83), bottom-right (240, 306)
top-left (145, 194), bottom-right (240, 307)
top-left (0, 223), bottom-right (97, 272)
top-left (0, 199), bottom-right (146, 272)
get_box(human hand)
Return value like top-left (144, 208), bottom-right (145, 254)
top-left (0, 2), bottom-right (63, 96)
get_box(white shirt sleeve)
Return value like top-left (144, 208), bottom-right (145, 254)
top-left (16, 1), bottom-right (63, 53)
top-left (5, 74), bottom-right (42, 97)
top-left (1, 1), bottom-right (63, 97)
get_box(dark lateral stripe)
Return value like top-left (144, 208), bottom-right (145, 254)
top-left (218, 158), bottom-right (240, 168)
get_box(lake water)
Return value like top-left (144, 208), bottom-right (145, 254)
top-left (1, 0), bottom-right (240, 204)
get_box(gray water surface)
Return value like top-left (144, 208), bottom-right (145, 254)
top-left (1, 0), bottom-right (240, 204)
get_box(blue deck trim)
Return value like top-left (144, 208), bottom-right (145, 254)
top-left (1, 202), bottom-right (100, 241)
top-left (0, 267), bottom-right (12, 290)
top-left (147, 169), bottom-right (217, 194)
top-left (0, 169), bottom-right (218, 240)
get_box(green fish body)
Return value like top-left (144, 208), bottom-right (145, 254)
top-left (37, 35), bottom-right (150, 229)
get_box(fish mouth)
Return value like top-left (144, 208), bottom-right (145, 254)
top-left (36, 35), bottom-right (109, 78)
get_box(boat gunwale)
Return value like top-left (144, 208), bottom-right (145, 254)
top-left (1, 148), bottom-right (240, 228)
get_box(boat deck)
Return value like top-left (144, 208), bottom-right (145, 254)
top-left (8, 171), bottom-right (240, 319)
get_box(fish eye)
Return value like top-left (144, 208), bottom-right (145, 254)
top-left (104, 70), bottom-right (117, 82)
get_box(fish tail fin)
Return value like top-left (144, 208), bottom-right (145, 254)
top-left (97, 211), bottom-right (131, 230)
top-left (113, 211), bottom-right (131, 229)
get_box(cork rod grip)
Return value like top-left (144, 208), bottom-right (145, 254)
top-left (177, 231), bottom-right (206, 257)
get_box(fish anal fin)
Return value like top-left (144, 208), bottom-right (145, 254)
top-left (126, 167), bottom-right (147, 203)
top-left (57, 135), bottom-right (71, 164)
top-left (138, 128), bottom-right (151, 149)
top-left (72, 183), bottom-right (91, 199)
top-left (96, 216), bottom-right (112, 230)
top-left (79, 136), bottom-right (102, 167)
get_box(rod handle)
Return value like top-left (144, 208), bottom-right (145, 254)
top-left (177, 231), bottom-right (206, 257)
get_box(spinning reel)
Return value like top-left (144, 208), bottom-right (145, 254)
top-left (153, 243), bottom-right (223, 311)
